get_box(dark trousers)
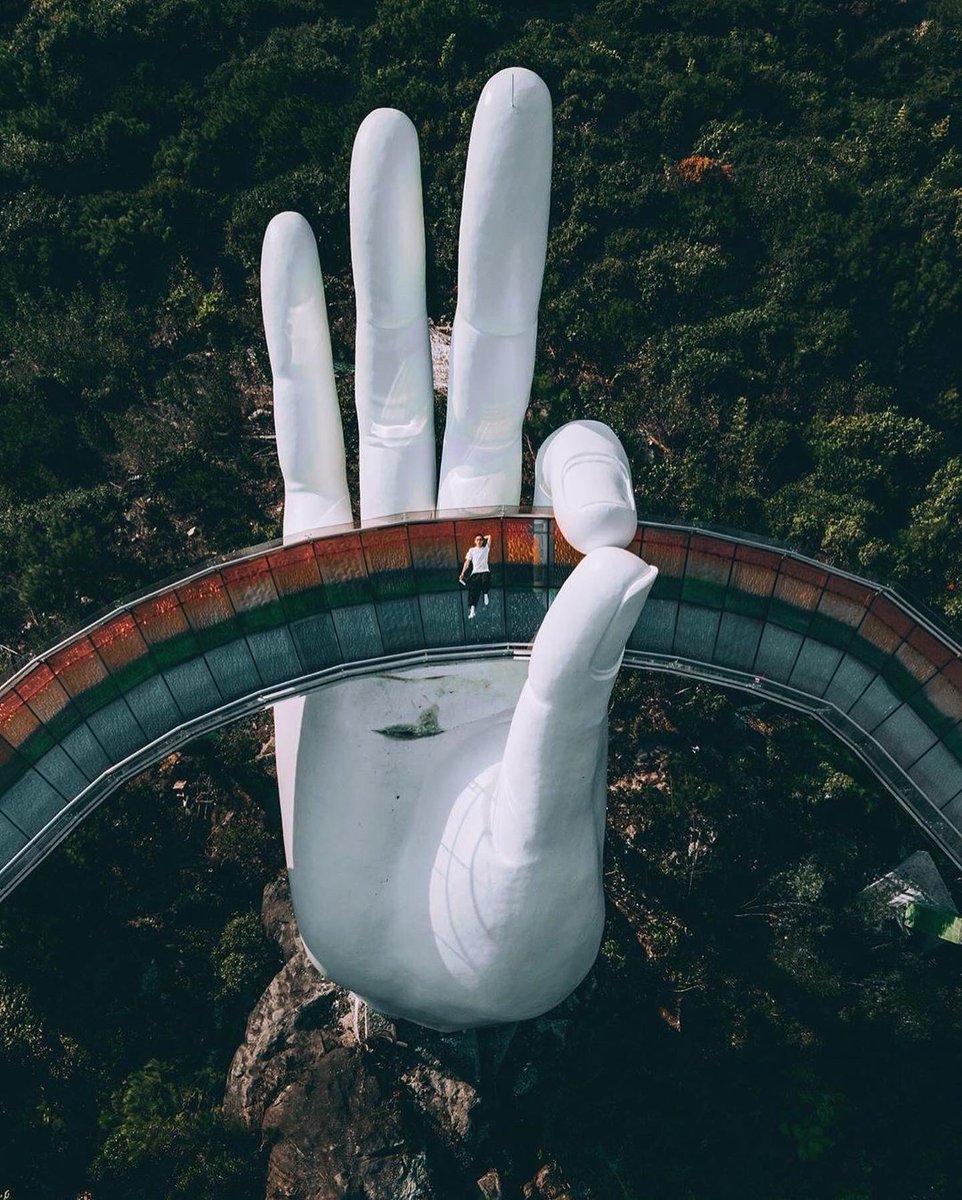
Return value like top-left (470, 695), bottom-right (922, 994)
top-left (467, 571), bottom-right (490, 606)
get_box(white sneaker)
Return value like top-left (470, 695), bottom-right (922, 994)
top-left (483, 594), bottom-right (489, 606)
top-left (468, 607), bottom-right (476, 619)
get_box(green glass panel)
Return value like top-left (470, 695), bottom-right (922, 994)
top-left (674, 604), bottom-right (721, 661)
top-left (872, 704), bottom-right (938, 769)
top-left (0, 769), bottom-right (66, 837)
top-left (713, 613), bottom-right (763, 672)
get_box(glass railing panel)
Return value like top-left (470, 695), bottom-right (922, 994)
top-left (268, 543), bottom-right (329, 621)
top-left (361, 526), bottom-right (423, 654)
top-left (23, 742), bottom-right (89, 799)
top-left (407, 520), bottom-right (459, 594)
top-left (851, 594), bottom-right (914, 673)
top-left (915, 659), bottom-right (962, 741)
top-left (938, 791), bottom-right (962, 829)
top-left (220, 559), bottom-right (302, 687)
top-left (46, 638), bottom-right (142, 768)
top-left (909, 742), bottom-right (962, 809)
top-left (14, 665), bottom-right (86, 758)
top-left (724, 544), bottom-right (780, 620)
top-left (47, 637), bottom-right (121, 718)
top-left (19, 662), bottom-right (113, 782)
top-left (176, 574), bottom-right (262, 700)
top-left (753, 624), bottom-right (805, 683)
top-left (628, 598), bottom-right (677, 653)
top-left (787, 639), bottom-right (845, 696)
top-left (823, 654), bottom-right (879, 714)
top-left (0, 811), bottom-right (27, 861)
top-left (849, 676), bottom-right (902, 731)
top-left (767, 558), bottom-right (827, 635)
top-left (638, 526), bottom-right (688, 600)
top-left (505, 587), bottom-right (547, 643)
top-left (0, 767), bottom-right (67, 838)
top-left (313, 531), bottom-right (374, 607)
top-left (0, 732), bottom-right (31, 797)
top-left (548, 524), bottom-right (581, 589)
top-left (871, 703), bottom-right (939, 769)
top-left (503, 517), bottom-right (545, 588)
top-left (673, 604), bottom-right (722, 661)
top-left (330, 605), bottom-right (385, 662)
top-left (805, 573), bottom-right (875, 651)
top-left (89, 614), bottom-right (179, 741)
top-left (681, 534), bottom-right (735, 609)
top-left (417, 592), bottom-right (465, 648)
top-left (713, 612), bottom-right (765, 671)
top-left (0, 687), bottom-right (57, 766)
top-left (132, 592), bottom-right (224, 719)
top-left (463, 589), bottom-right (507, 645)
top-left (314, 532), bottom-right (385, 661)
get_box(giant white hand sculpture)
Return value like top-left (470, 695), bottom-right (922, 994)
top-left (262, 69), bottom-right (657, 1031)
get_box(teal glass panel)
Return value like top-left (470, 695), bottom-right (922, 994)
top-left (124, 676), bottom-right (183, 740)
top-left (823, 655), bottom-right (877, 713)
top-left (938, 790), bottom-right (962, 829)
top-left (629, 598), bottom-right (676, 653)
top-left (331, 605), bottom-right (384, 661)
top-left (288, 613), bottom-right (343, 673)
top-left (910, 743), bottom-right (962, 809)
top-left (244, 628), bottom-right (304, 687)
top-left (0, 769), bottom-right (65, 838)
top-left (374, 597), bottom-right (425, 654)
top-left (462, 589), bottom-right (505, 645)
top-left (849, 677), bottom-right (901, 731)
top-left (754, 625), bottom-right (804, 683)
top-left (872, 704), bottom-right (939, 769)
top-left (0, 735), bottom-right (29, 795)
top-left (788, 641), bottom-right (844, 696)
top-left (419, 593), bottom-right (464, 648)
top-left (85, 697), bottom-right (149, 759)
top-left (160, 659), bottom-right (224, 719)
top-left (0, 812), bottom-right (27, 862)
top-left (505, 588), bottom-right (547, 643)
top-left (203, 641), bottom-right (263, 700)
top-left (60, 723), bottom-right (113, 778)
top-left (31, 744), bottom-right (89, 797)
top-left (673, 603), bottom-right (721, 661)
top-left (713, 612), bottom-right (764, 671)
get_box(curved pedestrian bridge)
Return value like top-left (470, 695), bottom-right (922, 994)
top-left (2, 511), bottom-right (961, 899)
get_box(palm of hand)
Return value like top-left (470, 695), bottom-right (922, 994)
top-left (263, 69), bottom-right (655, 1030)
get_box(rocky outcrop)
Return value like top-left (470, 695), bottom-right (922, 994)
top-left (225, 873), bottom-right (517, 1199)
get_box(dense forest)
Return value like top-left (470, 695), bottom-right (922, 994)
top-left (1, 0), bottom-right (962, 1196)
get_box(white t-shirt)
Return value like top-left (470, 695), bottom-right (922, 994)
top-left (466, 544), bottom-right (490, 573)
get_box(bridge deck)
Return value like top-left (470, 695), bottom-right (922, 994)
top-left (2, 511), bottom-right (961, 898)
